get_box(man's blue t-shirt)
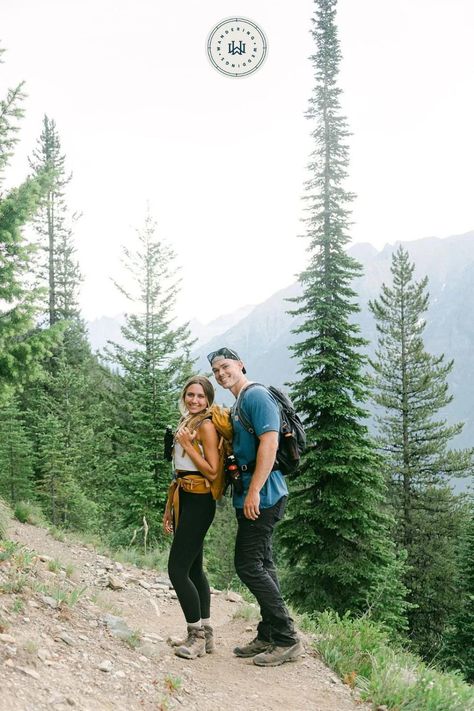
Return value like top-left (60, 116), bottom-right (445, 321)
top-left (231, 385), bottom-right (288, 509)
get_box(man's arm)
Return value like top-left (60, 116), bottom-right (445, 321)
top-left (243, 430), bottom-right (278, 520)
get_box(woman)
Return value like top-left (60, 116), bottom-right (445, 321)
top-left (163, 375), bottom-right (224, 660)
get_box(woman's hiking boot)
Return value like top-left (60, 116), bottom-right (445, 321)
top-left (171, 625), bottom-right (215, 654)
top-left (174, 627), bottom-right (206, 659)
top-left (233, 636), bottom-right (272, 658)
top-left (203, 624), bottom-right (215, 654)
top-left (252, 639), bottom-right (303, 667)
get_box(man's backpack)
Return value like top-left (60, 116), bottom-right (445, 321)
top-left (235, 384), bottom-right (306, 477)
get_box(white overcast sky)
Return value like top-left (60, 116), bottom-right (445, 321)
top-left (1, 0), bottom-right (473, 324)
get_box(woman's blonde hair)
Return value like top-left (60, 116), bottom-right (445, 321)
top-left (178, 375), bottom-right (215, 417)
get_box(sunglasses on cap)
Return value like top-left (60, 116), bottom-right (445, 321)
top-left (207, 347), bottom-right (247, 374)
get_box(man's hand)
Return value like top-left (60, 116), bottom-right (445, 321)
top-left (242, 431), bottom-right (278, 520)
top-left (243, 488), bottom-right (261, 520)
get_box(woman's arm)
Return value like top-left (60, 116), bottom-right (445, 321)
top-left (175, 419), bottom-right (220, 482)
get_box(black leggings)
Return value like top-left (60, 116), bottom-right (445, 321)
top-left (168, 489), bottom-right (216, 623)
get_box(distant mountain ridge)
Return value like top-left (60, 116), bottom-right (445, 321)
top-left (194, 231), bottom-right (474, 452)
top-left (86, 305), bottom-right (255, 355)
top-left (86, 231), bottom-right (474, 456)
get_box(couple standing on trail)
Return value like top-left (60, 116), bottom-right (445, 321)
top-left (162, 347), bottom-right (303, 667)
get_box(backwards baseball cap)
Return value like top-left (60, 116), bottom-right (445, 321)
top-left (207, 347), bottom-right (246, 375)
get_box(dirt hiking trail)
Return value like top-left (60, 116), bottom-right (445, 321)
top-left (0, 521), bottom-right (370, 711)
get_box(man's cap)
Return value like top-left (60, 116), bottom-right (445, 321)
top-left (207, 347), bottom-right (247, 374)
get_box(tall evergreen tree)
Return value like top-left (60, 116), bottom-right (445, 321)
top-left (278, 0), bottom-right (407, 630)
top-left (106, 212), bottom-right (193, 545)
top-left (0, 49), bottom-right (59, 404)
top-left (369, 245), bottom-right (473, 655)
top-left (28, 115), bottom-right (81, 326)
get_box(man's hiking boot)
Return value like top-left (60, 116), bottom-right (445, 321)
top-left (203, 624), bottom-right (215, 654)
top-left (252, 639), bottom-right (303, 667)
top-left (174, 627), bottom-right (206, 659)
top-left (233, 636), bottom-right (272, 658)
top-left (171, 625), bottom-right (214, 654)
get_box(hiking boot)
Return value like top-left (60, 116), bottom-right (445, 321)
top-left (233, 636), bottom-right (272, 658)
top-left (174, 627), bottom-right (206, 659)
top-left (169, 631), bottom-right (190, 647)
top-left (203, 624), bottom-right (215, 654)
top-left (252, 639), bottom-right (303, 667)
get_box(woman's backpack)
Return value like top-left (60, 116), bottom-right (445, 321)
top-left (165, 404), bottom-right (233, 500)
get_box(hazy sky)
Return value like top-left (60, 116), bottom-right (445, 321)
top-left (2, 0), bottom-right (473, 324)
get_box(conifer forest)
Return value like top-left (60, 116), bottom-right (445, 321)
top-left (1, 0), bottom-right (473, 692)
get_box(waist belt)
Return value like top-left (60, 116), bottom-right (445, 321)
top-left (166, 474), bottom-right (211, 529)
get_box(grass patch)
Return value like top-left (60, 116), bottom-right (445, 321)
top-left (14, 501), bottom-right (45, 526)
top-left (90, 591), bottom-right (122, 616)
top-left (0, 573), bottom-right (29, 594)
top-left (11, 597), bottom-right (24, 614)
top-left (48, 526), bottom-right (66, 542)
top-left (301, 611), bottom-right (474, 711)
top-left (233, 602), bottom-right (260, 622)
top-left (36, 582), bottom-right (87, 607)
top-left (123, 629), bottom-right (141, 649)
top-left (164, 674), bottom-right (182, 694)
top-left (0, 539), bottom-right (19, 562)
top-left (112, 545), bottom-right (169, 571)
top-left (23, 639), bottom-right (38, 654)
top-left (47, 558), bottom-right (62, 573)
top-left (0, 499), bottom-right (11, 538)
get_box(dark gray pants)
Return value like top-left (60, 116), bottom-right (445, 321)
top-left (234, 496), bottom-right (297, 647)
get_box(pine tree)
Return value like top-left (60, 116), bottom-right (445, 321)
top-left (0, 48), bottom-right (60, 404)
top-left (369, 245), bottom-right (474, 655)
top-left (278, 0), bottom-right (407, 631)
top-left (106, 211), bottom-right (193, 545)
top-left (0, 397), bottom-right (34, 503)
top-left (28, 115), bottom-right (81, 326)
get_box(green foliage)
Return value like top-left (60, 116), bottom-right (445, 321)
top-left (278, 0), bottom-right (408, 633)
top-left (369, 246), bottom-right (474, 656)
top-left (303, 611), bottom-right (474, 711)
top-left (0, 398), bottom-right (34, 503)
top-left (13, 500), bottom-right (44, 525)
top-left (445, 505), bottom-right (474, 682)
top-left (204, 497), bottom-right (238, 590)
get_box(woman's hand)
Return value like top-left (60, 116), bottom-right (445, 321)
top-left (163, 508), bottom-right (173, 535)
top-left (175, 426), bottom-right (196, 450)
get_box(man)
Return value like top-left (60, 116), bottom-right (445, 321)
top-left (208, 347), bottom-right (302, 667)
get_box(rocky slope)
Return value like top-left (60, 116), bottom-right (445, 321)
top-left (0, 520), bottom-right (369, 711)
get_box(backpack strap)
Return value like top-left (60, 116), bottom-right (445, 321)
top-left (234, 382), bottom-right (268, 435)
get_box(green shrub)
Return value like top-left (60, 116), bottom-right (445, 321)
top-left (302, 611), bottom-right (474, 711)
top-left (14, 501), bottom-right (44, 526)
